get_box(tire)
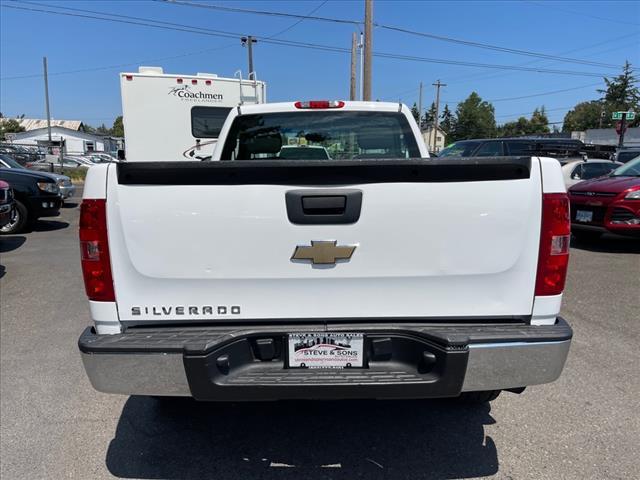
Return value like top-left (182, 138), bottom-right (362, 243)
top-left (572, 230), bottom-right (601, 242)
top-left (457, 390), bottom-right (501, 404)
top-left (0, 200), bottom-right (29, 235)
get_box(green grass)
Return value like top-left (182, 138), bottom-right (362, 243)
top-left (61, 168), bottom-right (88, 182)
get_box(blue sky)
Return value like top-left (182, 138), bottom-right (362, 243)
top-left (1, 0), bottom-right (639, 128)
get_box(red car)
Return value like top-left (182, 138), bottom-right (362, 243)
top-left (568, 156), bottom-right (640, 240)
top-left (0, 180), bottom-right (15, 230)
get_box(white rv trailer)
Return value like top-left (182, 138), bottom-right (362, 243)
top-left (120, 66), bottom-right (266, 161)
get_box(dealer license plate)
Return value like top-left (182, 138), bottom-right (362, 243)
top-left (288, 333), bottom-right (364, 368)
top-left (576, 210), bottom-right (593, 223)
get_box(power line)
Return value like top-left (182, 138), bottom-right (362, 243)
top-left (266, 1), bottom-right (328, 39)
top-left (525, 1), bottom-right (640, 27)
top-left (0, 44), bottom-right (237, 80)
top-left (489, 83), bottom-right (602, 102)
top-left (496, 105), bottom-right (573, 119)
top-left (151, 0), bottom-right (360, 26)
top-left (156, 0), bottom-right (622, 69)
top-left (437, 82), bottom-right (602, 106)
top-left (443, 31), bottom-right (640, 85)
top-left (375, 24), bottom-right (620, 69)
top-left (0, 2), bottom-right (614, 80)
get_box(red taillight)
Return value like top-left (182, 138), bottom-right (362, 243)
top-left (177, 78), bottom-right (183, 84)
top-left (125, 75), bottom-right (133, 81)
top-left (535, 193), bottom-right (570, 296)
top-left (79, 199), bottom-right (115, 302)
top-left (294, 100), bottom-right (345, 109)
top-left (191, 79), bottom-right (198, 85)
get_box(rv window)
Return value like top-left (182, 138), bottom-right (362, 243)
top-left (191, 106), bottom-right (232, 138)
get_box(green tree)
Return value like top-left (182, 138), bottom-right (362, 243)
top-left (451, 92), bottom-right (496, 142)
top-left (0, 117), bottom-right (26, 139)
top-left (95, 123), bottom-right (111, 135)
top-left (410, 103), bottom-right (420, 123)
top-left (528, 107), bottom-right (550, 134)
top-left (562, 100), bottom-right (603, 132)
top-left (598, 61), bottom-right (639, 127)
top-left (497, 117), bottom-right (530, 137)
top-left (439, 104), bottom-right (455, 134)
top-left (422, 102), bottom-right (436, 127)
top-left (111, 116), bottom-right (124, 137)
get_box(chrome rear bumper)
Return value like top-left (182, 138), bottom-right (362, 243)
top-left (80, 319), bottom-right (572, 399)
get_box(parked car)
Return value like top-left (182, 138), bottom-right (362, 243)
top-left (438, 138), bottom-right (586, 164)
top-left (561, 159), bottom-right (622, 188)
top-left (568, 156), bottom-right (640, 240)
top-left (0, 145), bottom-right (32, 165)
top-left (27, 156), bottom-right (90, 172)
top-left (0, 154), bottom-right (75, 200)
top-left (614, 147), bottom-right (640, 164)
top-left (86, 153), bottom-right (117, 163)
top-left (0, 180), bottom-right (14, 230)
top-left (0, 168), bottom-right (62, 234)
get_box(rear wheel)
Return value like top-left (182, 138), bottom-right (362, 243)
top-left (0, 200), bottom-right (29, 235)
top-left (457, 390), bottom-right (501, 404)
top-left (572, 230), bottom-right (601, 242)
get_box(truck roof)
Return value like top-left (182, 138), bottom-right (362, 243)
top-left (237, 101), bottom-right (406, 115)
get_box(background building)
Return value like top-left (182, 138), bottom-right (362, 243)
top-left (421, 125), bottom-right (447, 152)
top-left (6, 125), bottom-right (115, 154)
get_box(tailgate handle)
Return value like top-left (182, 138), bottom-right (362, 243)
top-left (302, 195), bottom-right (346, 215)
top-left (286, 189), bottom-right (362, 225)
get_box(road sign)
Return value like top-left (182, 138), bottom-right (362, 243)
top-left (612, 111), bottom-right (635, 121)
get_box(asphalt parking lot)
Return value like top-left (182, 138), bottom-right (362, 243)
top-left (1, 198), bottom-right (639, 480)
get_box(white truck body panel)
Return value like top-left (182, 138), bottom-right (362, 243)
top-left (120, 67), bottom-right (266, 162)
top-left (79, 102), bottom-right (573, 399)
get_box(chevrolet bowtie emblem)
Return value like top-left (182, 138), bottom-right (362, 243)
top-left (291, 241), bottom-right (357, 265)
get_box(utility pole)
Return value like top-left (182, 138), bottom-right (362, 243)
top-left (359, 32), bottom-right (364, 100)
top-left (363, 0), bottom-right (373, 101)
top-left (618, 112), bottom-right (627, 148)
top-left (241, 36), bottom-right (257, 80)
top-left (432, 79), bottom-right (446, 151)
top-left (43, 56), bottom-right (52, 143)
top-left (350, 32), bottom-right (357, 101)
top-left (599, 105), bottom-right (605, 129)
top-left (417, 81), bottom-right (423, 129)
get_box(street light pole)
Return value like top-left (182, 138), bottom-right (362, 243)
top-left (241, 36), bottom-right (257, 80)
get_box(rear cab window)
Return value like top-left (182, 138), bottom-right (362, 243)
top-left (219, 111), bottom-right (420, 160)
top-left (191, 106), bottom-right (233, 139)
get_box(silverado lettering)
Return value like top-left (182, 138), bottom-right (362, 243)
top-left (131, 306), bottom-right (241, 316)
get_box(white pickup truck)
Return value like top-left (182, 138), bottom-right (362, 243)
top-left (78, 100), bottom-right (572, 403)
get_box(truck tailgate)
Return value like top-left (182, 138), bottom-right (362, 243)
top-left (107, 158), bottom-right (541, 323)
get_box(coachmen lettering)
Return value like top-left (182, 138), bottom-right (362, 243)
top-left (168, 85), bottom-right (223, 102)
